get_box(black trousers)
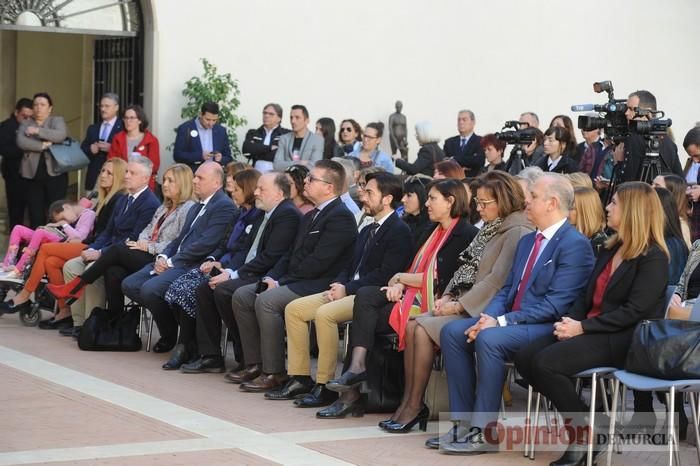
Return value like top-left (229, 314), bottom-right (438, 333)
top-left (24, 172), bottom-right (68, 228)
top-left (350, 286), bottom-right (394, 350)
top-left (196, 277), bottom-right (255, 359)
top-left (3, 166), bottom-right (27, 229)
top-left (82, 243), bottom-right (154, 314)
top-left (515, 333), bottom-right (629, 441)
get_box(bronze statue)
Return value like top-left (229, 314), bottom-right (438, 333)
top-left (389, 100), bottom-right (408, 160)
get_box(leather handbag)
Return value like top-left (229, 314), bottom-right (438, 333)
top-left (49, 138), bottom-right (90, 173)
top-left (78, 307), bottom-right (142, 352)
top-left (625, 319), bottom-right (700, 379)
top-left (424, 357), bottom-right (449, 421)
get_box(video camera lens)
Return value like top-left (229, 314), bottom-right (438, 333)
top-left (629, 118), bottom-right (672, 135)
top-left (495, 127), bottom-right (536, 145)
top-left (577, 115), bottom-right (608, 131)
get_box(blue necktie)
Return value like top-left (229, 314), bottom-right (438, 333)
top-left (460, 138), bottom-right (467, 149)
top-left (99, 123), bottom-right (110, 141)
top-left (123, 195), bottom-right (134, 214)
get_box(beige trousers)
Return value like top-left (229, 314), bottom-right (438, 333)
top-left (63, 257), bottom-right (105, 326)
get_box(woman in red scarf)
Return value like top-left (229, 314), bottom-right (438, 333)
top-left (320, 179), bottom-right (478, 420)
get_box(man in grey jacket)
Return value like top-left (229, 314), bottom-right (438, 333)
top-left (273, 105), bottom-right (323, 170)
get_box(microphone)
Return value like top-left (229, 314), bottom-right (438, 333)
top-left (571, 104), bottom-right (595, 112)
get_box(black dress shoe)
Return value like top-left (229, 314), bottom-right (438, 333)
top-left (0, 299), bottom-right (31, 314)
top-left (440, 430), bottom-right (498, 455)
top-left (265, 376), bottom-right (315, 400)
top-left (38, 315), bottom-right (73, 330)
top-left (295, 384), bottom-right (338, 408)
top-left (180, 355), bottom-right (225, 374)
top-left (152, 338), bottom-right (176, 353)
top-left (316, 398), bottom-right (365, 419)
top-left (71, 326), bottom-right (82, 339)
top-left (383, 405), bottom-right (429, 433)
top-left (326, 371), bottom-right (367, 393)
top-left (425, 422), bottom-right (471, 449)
top-left (59, 326), bottom-right (75, 336)
top-left (549, 446), bottom-right (587, 466)
top-left (162, 344), bottom-right (189, 370)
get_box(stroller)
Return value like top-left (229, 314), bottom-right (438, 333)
top-left (0, 269), bottom-right (56, 326)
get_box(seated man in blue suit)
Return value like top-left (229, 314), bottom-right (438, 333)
top-left (438, 173), bottom-right (595, 455)
top-left (173, 102), bottom-right (232, 172)
top-left (123, 161), bottom-right (236, 352)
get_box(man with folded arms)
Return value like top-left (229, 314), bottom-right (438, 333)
top-left (437, 173), bottom-right (595, 455)
top-left (230, 160), bottom-right (357, 392)
top-left (181, 172), bottom-right (301, 373)
top-left (265, 172), bottom-right (412, 406)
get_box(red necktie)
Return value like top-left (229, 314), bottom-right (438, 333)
top-left (511, 233), bottom-right (545, 311)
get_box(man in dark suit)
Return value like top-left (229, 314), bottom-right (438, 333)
top-left (81, 93), bottom-right (123, 191)
top-left (122, 161), bottom-right (236, 352)
top-left (442, 110), bottom-right (485, 178)
top-left (264, 172), bottom-right (412, 406)
top-left (44, 155), bottom-right (160, 329)
top-left (231, 160), bottom-right (357, 392)
top-left (181, 172), bottom-right (302, 373)
top-left (437, 173), bottom-right (595, 455)
top-left (0, 97), bottom-right (33, 229)
top-left (242, 103), bottom-right (290, 172)
top-left (173, 102), bottom-right (233, 172)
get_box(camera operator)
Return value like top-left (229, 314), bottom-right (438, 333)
top-left (504, 127), bottom-right (544, 175)
top-left (619, 90), bottom-right (683, 182)
top-left (683, 126), bottom-right (700, 240)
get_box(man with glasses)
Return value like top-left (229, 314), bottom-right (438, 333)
top-left (273, 105), bottom-right (324, 171)
top-left (174, 102), bottom-right (232, 172)
top-left (230, 159), bottom-right (357, 393)
top-left (242, 103), bottom-right (290, 172)
top-left (80, 93), bottom-right (122, 191)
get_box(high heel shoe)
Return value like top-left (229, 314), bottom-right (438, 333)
top-left (47, 277), bottom-right (85, 301)
top-left (378, 418), bottom-right (396, 429)
top-left (383, 405), bottom-right (429, 433)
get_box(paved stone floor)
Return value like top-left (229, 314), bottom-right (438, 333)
top-left (0, 309), bottom-right (697, 465)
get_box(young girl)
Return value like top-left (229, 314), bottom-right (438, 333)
top-left (2, 200), bottom-right (96, 279)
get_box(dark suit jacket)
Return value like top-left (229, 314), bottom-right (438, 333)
top-left (242, 125), bottom-right (291, 163)
top-left (0, 115), bottom-right (23, 178)
top-left (566, 244), bottom-right (668, 354)
top-left (267, 197), bottom-right (358, 295)
top-left (443, 134), bottom-right (485, 177)
top-left (173, 119), bottom-right (233, 171)
top-left (162, 189), bottom-right (236, 267)
top-left (429, 218), bottom-right (479, 295)
top-left (81, 119), bottom-right (123, 190)
top-left (89, 189), bottom-right (159, 251)
top-left (225, 199), bottom-right (301, 280)
top-left (621, 133), bottom-right (683, 182)
top-left (485, 221), bottom-right (595, 324)
top-left (334, 211), bottom-right (413, 295)
top-left (395, 142), bottom-right (445, 177)
top-left (533, 154), bottom-right (579, 174)
top-left (84, 192), bottom-right (125, 245)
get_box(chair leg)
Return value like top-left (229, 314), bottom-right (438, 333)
top-left (138, 305), bottom-right (145, 339)
top-left (524, 385), bottom-right (533, 457)
top-left (600, 378), bottom-right (611, 415)
top-left (666, 389), bottom-right (679, 466)
top-left (222, 327), bottom-right (229, 360)
top-left (343, 322), bottom-right (351, 360)
top-left (146, 310), bottom-right (154, 352)
top-left (606, 379), bottom-right (620, 466)
top-left (688, 392), bottom-right (700, 465)
top-left (586, 372), bottom-right (598, 466)
top-left (530, 392), bottom-right (541, 460)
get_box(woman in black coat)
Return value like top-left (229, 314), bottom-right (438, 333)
top-left (515, 182), bottom-right (669, 466)
top-left (394, 121), bottom-right (444, 177)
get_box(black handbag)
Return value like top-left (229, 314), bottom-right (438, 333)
top-left (49, 138), bottom-right (90, 173)
top-left (363, 332), bottom-right (405, 413)
top-left (78, 306), bottom-right (142, 351)
top-left (625, 319), bottom-right (700, 380)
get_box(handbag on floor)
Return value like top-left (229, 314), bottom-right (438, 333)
top-left (625, 319), bottom-right (700, 379)
top-left (78, 306), bottom-right (142, 351)
top-left (424, 357), bottom-right (449, 421)
top-left (363, 332), bottom-right (405, 413)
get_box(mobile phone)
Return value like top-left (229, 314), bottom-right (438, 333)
top-left (210, 266), bottom-right (222, 277)
top-left (255, 280), bottom-right (269, 294)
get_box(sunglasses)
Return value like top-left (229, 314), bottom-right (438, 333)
top-left (341, 127), bottom-right (354, 132)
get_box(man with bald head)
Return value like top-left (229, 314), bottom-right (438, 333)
top-left (437, 173), bottom-right (595, 455)
top-left (123, 161), bottom-right (236, 353)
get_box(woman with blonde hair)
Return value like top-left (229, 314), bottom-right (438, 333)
top-left (570, 186), bottom-right (607, 255)
top-left (516, 181), bottom-right (669, 466)
top-left (0, 159), bottom-right (127, 317)
top-left (566, 172), bottom-right (594, 189)
top-left (47, 163), bottom-right (196, 334)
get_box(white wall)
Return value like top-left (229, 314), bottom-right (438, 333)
top-left (148, 0), bottom-right (700, 172)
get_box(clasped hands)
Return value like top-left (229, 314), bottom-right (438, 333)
top-left (465, 313), bottom-right (498, 343)
top-left (325, 283), bottom-right (347, 302)
top-left (553, 317), bottom-right (583, 340)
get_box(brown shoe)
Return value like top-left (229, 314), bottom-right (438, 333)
top-left (224, 364), bottom-right (261, 384)
top-left (240, 373), bottom-right (289, 393)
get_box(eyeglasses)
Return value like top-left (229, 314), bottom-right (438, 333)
top-left (475, 198), bottom-right (497, 209)
top-left (305, 175), bottom-right (332, 185)
top-left (123, 116), bottom-right (139, 120)
top-left (362, 134), bottom-right (378, 140)
top-left (341, 127), bottom-right (354, 132)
